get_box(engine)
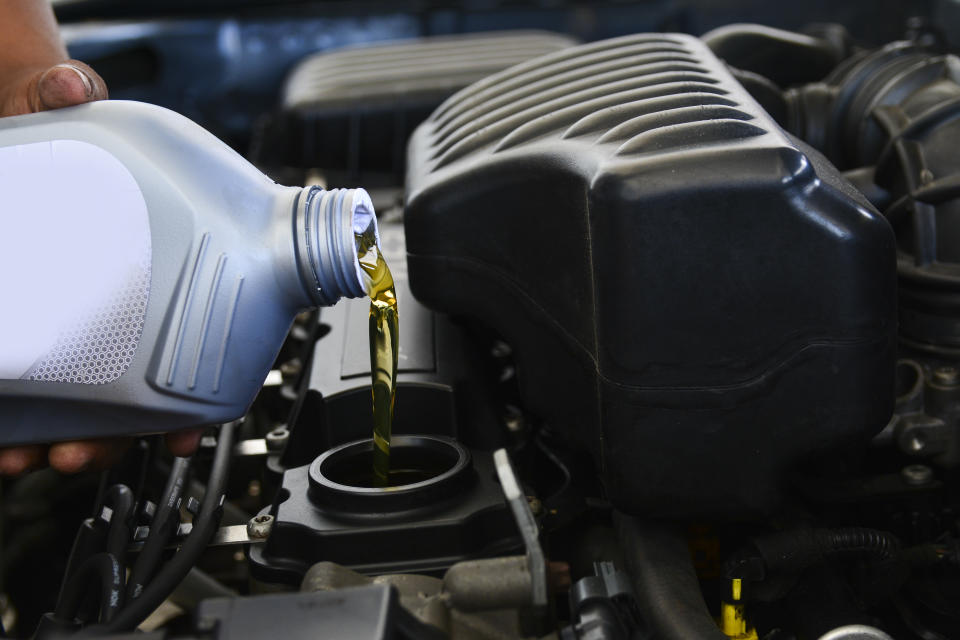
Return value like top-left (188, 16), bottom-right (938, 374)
top-left (4, 8), bottom-right (960, 640)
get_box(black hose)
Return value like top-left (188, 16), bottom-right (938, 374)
top-left (53, 553), bottom-right (123, 624)
top-left (52, 485), bottom-right (134, 626)
top-left (822, 528), bottom-right (900, 562)
top-left (55, 518), bottom-right (107, 611)
top-left (701, 23), bottom-right (849, 87)
top-left (613, 513), bottom-right (728, 640)
top-left (80, 421), bottom-right (236, 635)
top-left (126, 457), bottom-right (191, 601)
top-left (728, 527), bottom-right (901, 579)
top-left (102, 485), bottom-right (135, 562)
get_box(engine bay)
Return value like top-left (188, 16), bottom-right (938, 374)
top-left (3, 3), bottom-right (960, 639)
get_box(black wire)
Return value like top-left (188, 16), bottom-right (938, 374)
top-left (126, 456), bottom-right (191, 601)
top-left (79, 421), bottom-right (237, 636)
top-left (55, 518), bottom-right (106, 611)
top-left (53, 553), bottom-right (123, 625)
top-left (53, 484), bottom-right (133, 622)
top-left (102, 485), bottom-right (135, 562)
top-left (91, 472), bottom-right (110, 519)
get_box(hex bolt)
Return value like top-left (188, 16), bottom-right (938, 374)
top-left (265, 426), bottom-right (290, 452)
top-left (279, 359), bottom-right (302, 378)
top-left (247, 514), bottom-right (274, 539)
top-left (932, 366), bottom-right (960, 386)
top-left (901, 464), bottom-right (934, 486)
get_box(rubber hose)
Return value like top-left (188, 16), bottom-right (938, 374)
top-left (701, 23), bottom-right (847, 86)
top-left (743, 527), bottom-right (901, 577)
top-left (613, 513), bottom-right (727, 640)
top-left (821, 528), bottom-right (900, 562)
top-left (53, 553), bottom-right (123, 624)
top-left (126, 457), bottom-right (191, 601)
top-left (79, 421), bottom-right (236, 635)
top-left (102, 485), bottom-right (135, 562)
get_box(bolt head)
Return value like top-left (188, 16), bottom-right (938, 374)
top-left (247, 514), bottom-right (274, 539)
top-left (933, 366), bottom-right (960, 386)
top-left (902, 464), bottom-right (935, 486)
top-left (265, 427), bottom-right (290, 451)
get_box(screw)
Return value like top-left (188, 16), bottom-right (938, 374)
top-left (504, 406), bottom-right (525, 433)
top-left (527, 496), bottom-right (544, 517)
top-left (265, 426), bottom-right (290, 451)
top-left (902, 464), bottom-right (934, 486)
top-left (933, 366), bottom-right (960, 386)
top-left (247, 514), bottom-right (274, 539)
top-left (279, 359), bottom-right (302, 378)
top-left (196, 616), bottom-right (218, 632)
top-left (491, 341), bottom-right (512, 358)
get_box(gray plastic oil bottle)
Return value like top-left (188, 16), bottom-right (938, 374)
top-left (0, 100), bottom-right (378, 445)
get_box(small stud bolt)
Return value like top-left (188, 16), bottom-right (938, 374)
top-left (901, 464), bottom-right (934, 486)
top-left (527, 496), bottom-right (544, 517)
top-left (247, 514), bottom-right (274, 539)
top-left (265, 427), bottom-right (290, 452)
top-left (932, 366), bottom-right (960, 387)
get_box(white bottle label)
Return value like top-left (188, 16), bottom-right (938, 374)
top-left (0, 140), bottom-right (151, 383)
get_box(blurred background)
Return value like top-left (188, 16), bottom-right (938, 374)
top-left (52, 0), bottom-right (948, 151)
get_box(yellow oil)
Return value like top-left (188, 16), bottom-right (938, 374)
top-left (356, 230), bottom-right (399, 487)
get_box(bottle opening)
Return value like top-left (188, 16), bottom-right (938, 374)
top-left (295, 187), bottom-right (378, 306)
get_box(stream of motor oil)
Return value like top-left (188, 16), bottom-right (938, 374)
top-left (356, 230), bottom-right (399, 487)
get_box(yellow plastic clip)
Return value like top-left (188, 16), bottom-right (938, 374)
top-left (719, 578), bottom-right (758, 640)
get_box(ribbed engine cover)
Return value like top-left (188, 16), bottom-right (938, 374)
top-left (404, 33), bottom-right (897, 517)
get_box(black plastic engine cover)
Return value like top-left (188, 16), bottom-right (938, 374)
top-left (404, 33), bottom-right (897, 517)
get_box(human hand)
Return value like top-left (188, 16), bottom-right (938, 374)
top-left (0, 431), bottom-right (204, 475)
top-left (0, 60), bottom-right (107, 117)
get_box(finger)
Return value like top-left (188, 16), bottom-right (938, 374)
top-left (35, 60), bottom-right (108, 111)
top-left (165, 428), bottom-right (203, 457)
top-left (0, 445), bottom-right (47, 475)
top-left (48, 438), bottom-right (131, 474)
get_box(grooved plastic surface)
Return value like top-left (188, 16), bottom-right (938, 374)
top-left (426, 34), bottom-right (760, 167)
top-left (283, 31), bottom-right (577, 110)
top-left (404, 33), bottom-right (897, 517)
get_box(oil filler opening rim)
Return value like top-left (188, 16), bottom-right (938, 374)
top-left (308, 435), bottom-right (472, 512)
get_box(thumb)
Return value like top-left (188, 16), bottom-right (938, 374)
top-left (34, 60), bottom-right (108, 111)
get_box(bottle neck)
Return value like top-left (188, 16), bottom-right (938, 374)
top-left (294, 186), bottom-right (378, 306)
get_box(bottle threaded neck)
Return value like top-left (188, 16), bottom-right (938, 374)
top-left (296, 186), bottom-right (378, 306)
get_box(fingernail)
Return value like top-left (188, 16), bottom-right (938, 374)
top-left (55, 63), bottom-right (94, 98)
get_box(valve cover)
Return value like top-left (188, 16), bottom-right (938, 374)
top-left (404, 33), bottom-right (897, 517)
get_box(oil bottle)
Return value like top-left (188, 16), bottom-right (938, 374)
top-left (0, 100), bottom-right (378, 445)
